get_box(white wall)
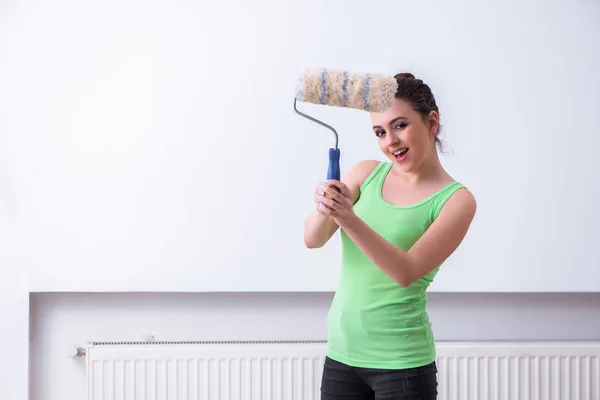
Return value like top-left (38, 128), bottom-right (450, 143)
top-left (29, 292), bottom-right (600, 400)
top-left (2, 0), bottom-right (600, 294)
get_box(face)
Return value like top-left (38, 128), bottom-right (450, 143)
top-left (370, 98), bottom-right (438, 173)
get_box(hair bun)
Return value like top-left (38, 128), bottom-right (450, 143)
top-left (394, 72), bottom-right (416, 80)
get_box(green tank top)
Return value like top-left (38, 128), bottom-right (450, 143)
top-left (326, 161), bottom-right (465, 369)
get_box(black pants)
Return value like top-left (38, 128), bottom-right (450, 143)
top-left (320, 356), bottom-right (438, 400)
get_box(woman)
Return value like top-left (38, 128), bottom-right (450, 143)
top-left (303, 73), bottom-right (477, 399)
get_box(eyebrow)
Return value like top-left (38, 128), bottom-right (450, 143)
top-left (372, 116), bottom-right (408, 130)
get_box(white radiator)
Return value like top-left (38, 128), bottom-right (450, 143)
top-left (85, 340), bottom-right (600, 400)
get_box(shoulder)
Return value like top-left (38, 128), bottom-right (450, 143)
top-left (403, 185), bottom-right (476, 284)
top-left (438, 186), bottom-right (477, 224)
top-left (342, 159), bottom-right (382, 187)
top-left (341, 159), bottom-right (383, 203)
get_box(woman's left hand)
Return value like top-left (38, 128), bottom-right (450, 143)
top-left (316, 180), bottom-right (356, 226)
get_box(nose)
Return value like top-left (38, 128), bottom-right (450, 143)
top-left (385, 131), bottom-right (400, 147)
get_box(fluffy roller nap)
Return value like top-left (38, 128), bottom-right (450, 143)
top-left (295, 67), bottom-right (398, 112)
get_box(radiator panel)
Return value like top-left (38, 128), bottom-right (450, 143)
top-left (436, 342), bottom-right (600, 400)
top-left (86, 341), bottom-right (600, 400)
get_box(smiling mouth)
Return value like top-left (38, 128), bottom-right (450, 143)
top-left (392, 148), bottom-right (409, 160)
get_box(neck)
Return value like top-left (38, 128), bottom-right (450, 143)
top-left (391, 147), bottom-right (447, 183)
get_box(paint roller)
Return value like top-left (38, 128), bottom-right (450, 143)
top-left (293, 67), bottom-right (398, 181)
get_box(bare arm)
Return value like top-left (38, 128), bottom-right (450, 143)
top-left (337, 187), bottom-right (477, 286)
top-left (317, 179), bottom-right (477, 286)
top-left (303, 160), bottom-right (380, 248)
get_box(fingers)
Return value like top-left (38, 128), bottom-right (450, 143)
top-left (314, 180), bottom-right (352, 216)
top-left (324, 180), bottom-right (352, 198)
top-left (322, 187), bottom-right (345, 205)
top-left (315, 190), bottom-right (348, 215)
top-left (314, 183), bottom-right (334, 214)
top-left (315, 192), bottom-right (335, 213)
top-left (317, 181), bottom-right (349, 199)
top-left (315, 184), bottom-right (343, 204)
top-left (317, 194), bottom-right (338, 214)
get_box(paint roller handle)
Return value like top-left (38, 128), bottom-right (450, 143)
top-left (327, 148), bottom-right (341, 183)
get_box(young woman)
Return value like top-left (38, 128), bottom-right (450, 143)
top-left (303, 73), bottom-right (477, 399)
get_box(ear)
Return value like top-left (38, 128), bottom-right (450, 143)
top-left (428, 111), bottom-right (439, 138)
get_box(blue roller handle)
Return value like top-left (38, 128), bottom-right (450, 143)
top-left (327, 148), bottom-right (341, 182)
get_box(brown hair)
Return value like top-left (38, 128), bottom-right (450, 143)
top-left (394, 73), bottom-right (442, 150)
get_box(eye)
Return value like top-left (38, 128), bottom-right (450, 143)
top-left (395, 123), bottom-right (408, 130)
top-left (374, 129), bottom-right (385, 137)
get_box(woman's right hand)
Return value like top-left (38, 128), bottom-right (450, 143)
top-left (304, 160), bottom-right (378, 248)
top-left (314, 182), bottom-right (329, 215)
top-left (314, 181), bottom-right (340, 215)
top-left (305, 181), bottom-right (341, 248)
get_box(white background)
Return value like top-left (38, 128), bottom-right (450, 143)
top-left (1, 0), bottom-right (599, 294)
top-left (1, 0), bottom-right (599, 398)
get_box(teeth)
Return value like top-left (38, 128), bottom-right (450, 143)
top-left (393, 148), bottom-right (408, 156)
